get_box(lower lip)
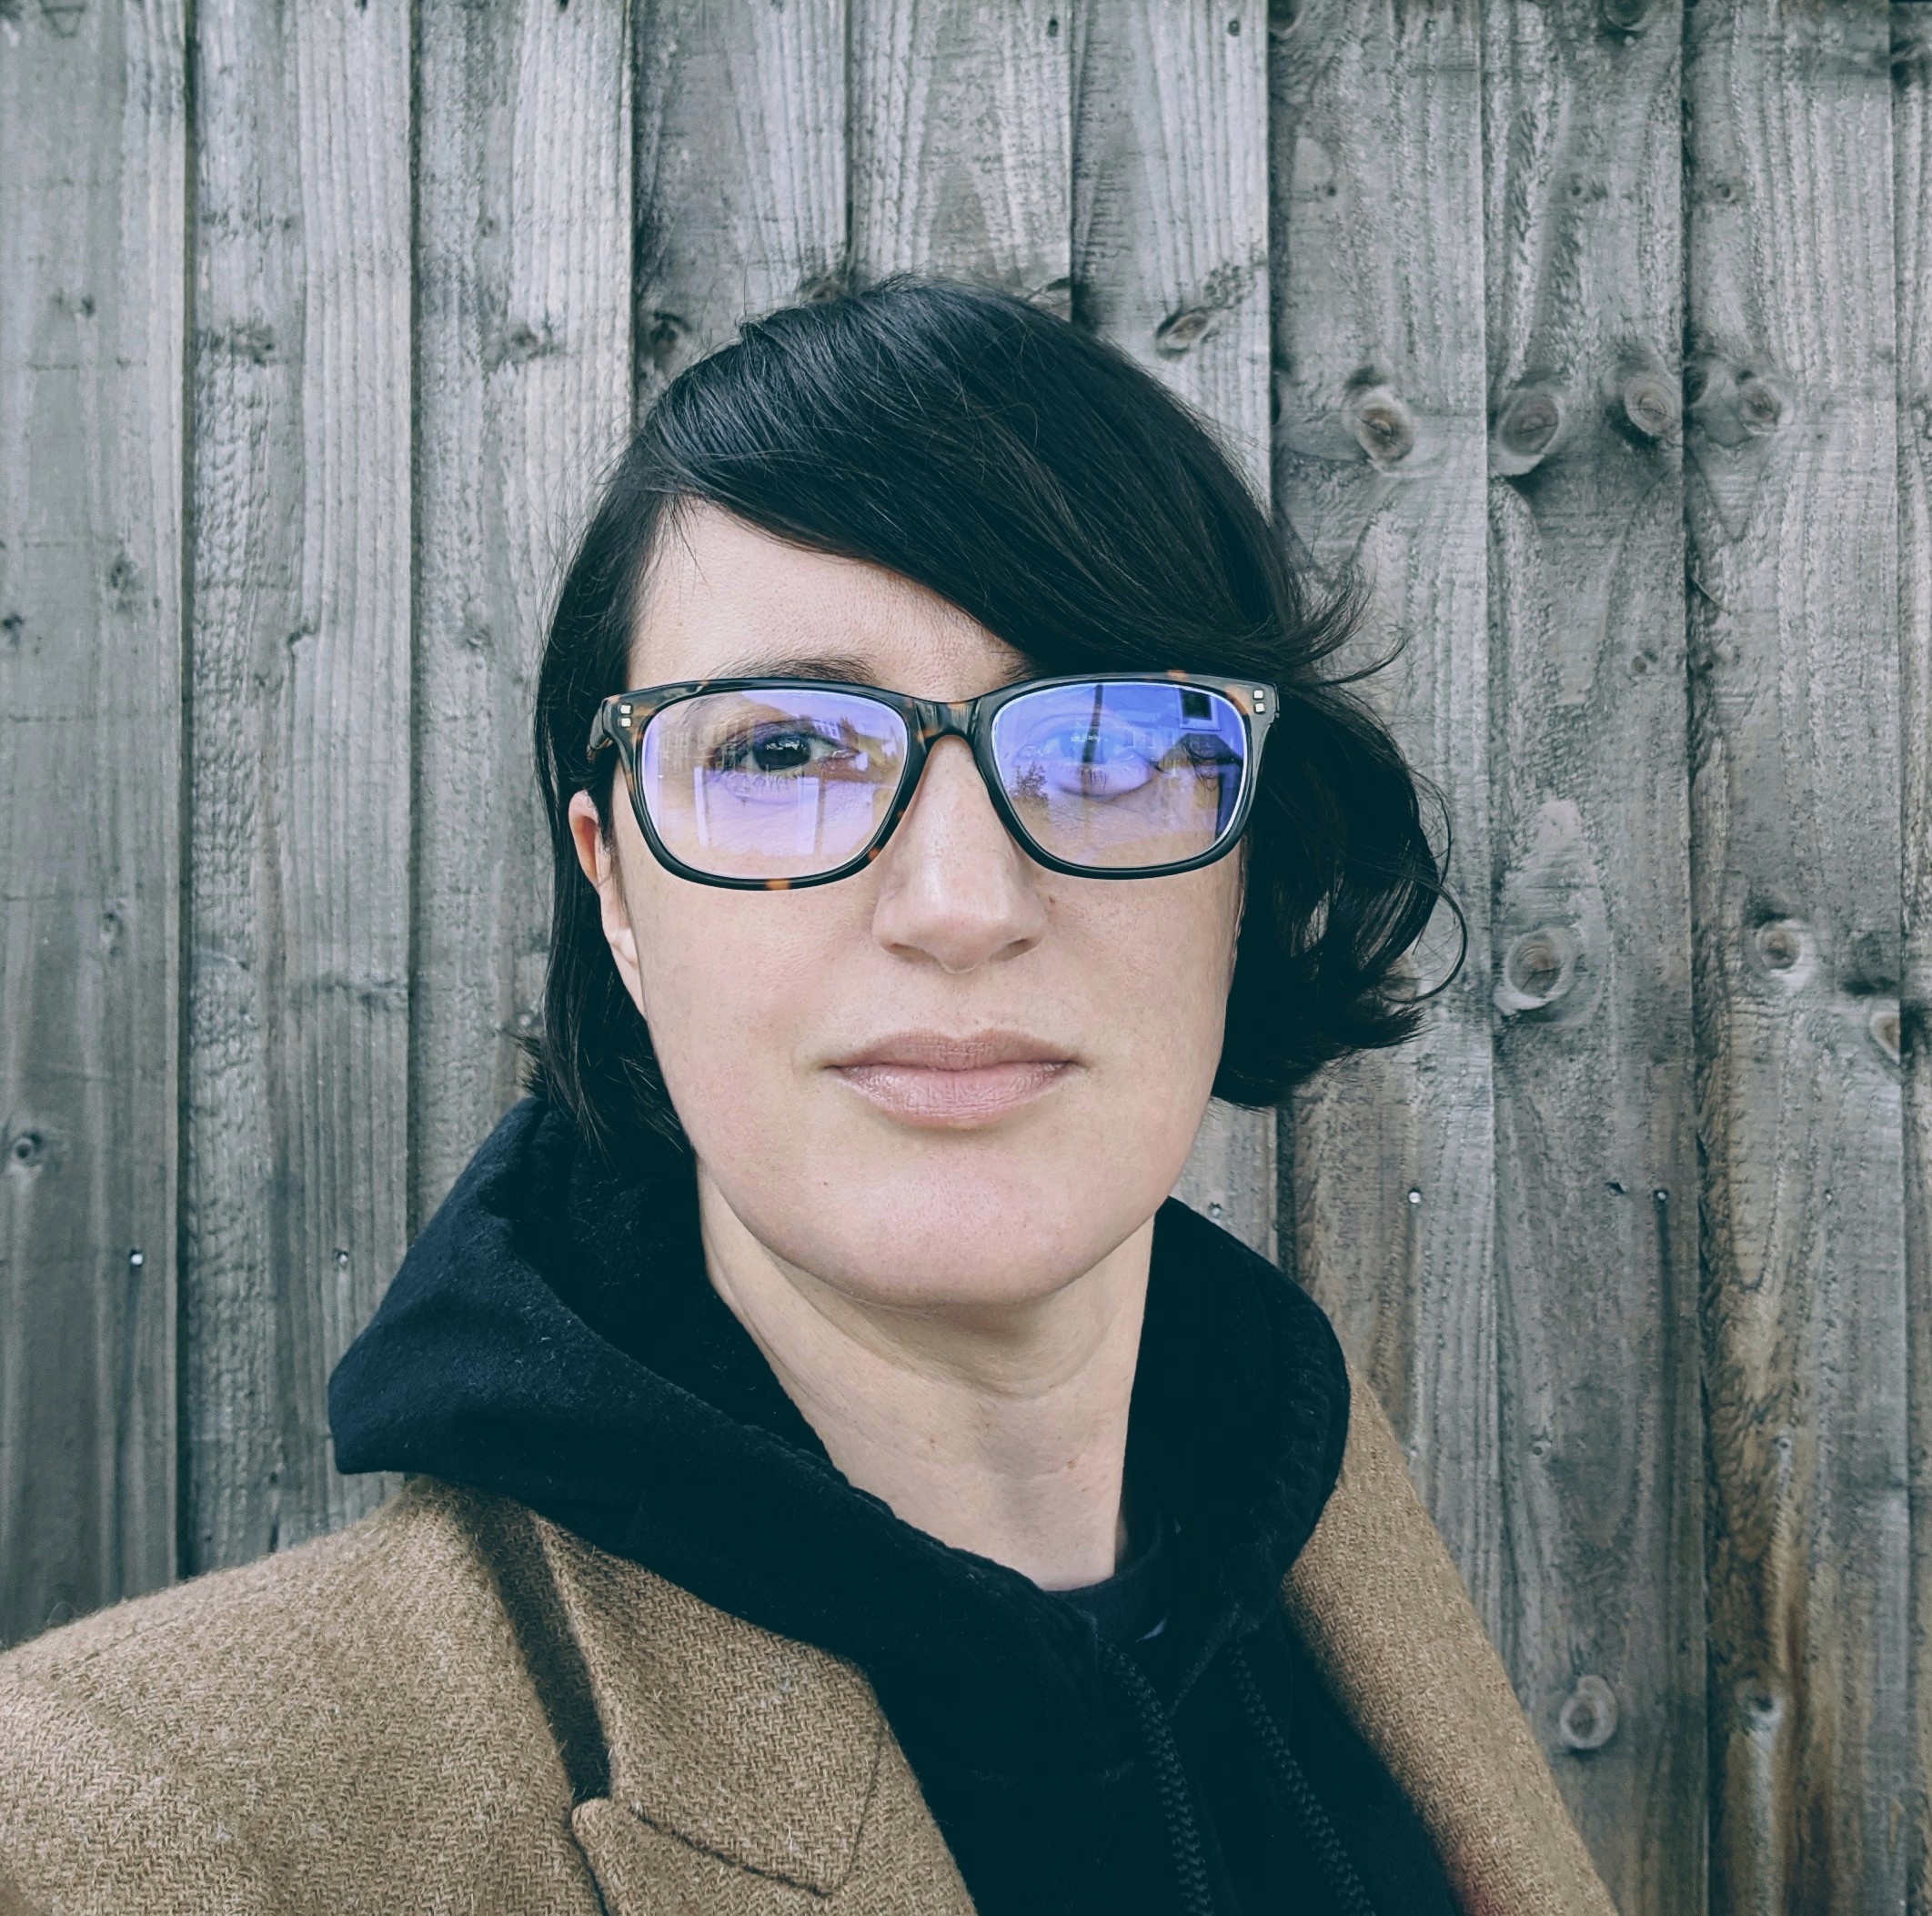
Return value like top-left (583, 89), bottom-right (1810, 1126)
top-left (830, 1059), bottom-right (1074, 1126)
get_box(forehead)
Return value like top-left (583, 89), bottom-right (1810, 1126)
top-left (629, 502), bottom-right (1031, 701)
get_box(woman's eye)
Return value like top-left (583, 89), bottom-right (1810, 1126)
top-left (712, 727), bottom-right (852, 775)
top-left (1032, 729), bottom-right (1158, 796)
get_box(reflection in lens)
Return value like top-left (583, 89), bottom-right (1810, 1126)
top-left (990, 681), bottom-right (1247, 871)
top-left (640, 690), bottom-right (908, 879)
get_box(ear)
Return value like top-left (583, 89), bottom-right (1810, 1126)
top-left (569, 789), bottom-right (648, 1013)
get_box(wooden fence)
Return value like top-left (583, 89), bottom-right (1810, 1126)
top-left (2, 3), bottom-right (1926, 1911)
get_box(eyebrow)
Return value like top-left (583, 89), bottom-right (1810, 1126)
top-left (707, 650), bottom-right (883, 685)
top-left (702, 650), bottom-right (1038, 691)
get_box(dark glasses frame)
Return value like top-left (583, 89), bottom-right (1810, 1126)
top-left (587, 671), bottom-right (1279, 891)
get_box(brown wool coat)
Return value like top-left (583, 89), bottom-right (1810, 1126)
top-left (0, 1368), bottom-right (1617, 1916)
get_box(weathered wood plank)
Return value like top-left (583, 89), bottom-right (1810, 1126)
top-left (1267, 2), bottom-right (1499, 1639)
top-left (850, 0), bottom-right (1070, 306)
top-left (412, 0), bottom-right (633, 1227)
top-left (185, 0), bottom-right (413, 1568)
top-left (1897, 15), bottom-right (1932, 1907)
top-left (1685, 5), bottom-right (1909, 1911)
top-left (1072, 0), bottom-right (1273, 1257)
top-left (0, 0), bottom-right (185, 1645)
top-left (1482, 3), bottom-right (1705, 1907)
top-left (1073, 0), bottom-right (1266, 483)
top-left (636, 0), bottom-right (846, 403)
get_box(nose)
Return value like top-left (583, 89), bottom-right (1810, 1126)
top-left (870, 737), bottom-right (1048, 973)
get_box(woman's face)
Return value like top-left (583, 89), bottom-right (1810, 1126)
top-left (570, 504), bottom-right (1243, 1312)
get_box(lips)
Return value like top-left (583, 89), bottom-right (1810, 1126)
top-left (827, 1031), bottom-right (1077, 1127)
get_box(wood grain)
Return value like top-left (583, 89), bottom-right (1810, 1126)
top-left (1897, 15), bottom-right (1932, 1907)
top-left (0, 0), bottom-right (185, 1646)
top-left (412, 0), bottom-right (632, 1228)
top-left (184, 0), bottom-right (412, 1570)
top-left (850, 0), bottom-right (1070, 306)
top-left (12, 17), bottom-right (1930, 1905)
top-left (1274, 0), bottom-right (1499, 1638)
top-left (1685, 5), bottom-right (1910, 1911)
top-left (636, 0), bottom-right (846, 402)
top-left (1072, 0), bottom-right (1274, 1257)
top-left (1483, 3), bottom-right (1705, 1906)
top-left (1266, 0), bottom-right (1500, 1639)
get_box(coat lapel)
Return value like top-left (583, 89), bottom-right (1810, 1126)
top-left (532, 1512), bottom-right (976, 1915)
top-left (512, 1364), bottom-right (1616, 1916)
top-left (1283, 1358), bottom-right (1620, 1916)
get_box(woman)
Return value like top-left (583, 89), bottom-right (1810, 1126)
top-left (0, 282), bottom-right (1613, 1916)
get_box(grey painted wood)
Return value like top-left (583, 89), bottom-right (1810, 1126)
top-left (412, 0), bottom-right (633, 1228)
top-left (1267, 1), bottom-right (1500, 1644)
top-left (850, 0), bottom-right (1070, 306)
top-left (184, 0), bottom-right (413, 1570)
top-left (1685, 5), bottom-right (1910, 1911)
top-left (1897, 16), bottom-right (1932, 1908)
top-left (636, 0), bottom-right (846, 400)
top-left (0, 0), bottom-right (185, 1647)
top-left (1072, 0), bottom-right (1274, 1259)
top-left (1483, 3), bottom-right (1705, 1907)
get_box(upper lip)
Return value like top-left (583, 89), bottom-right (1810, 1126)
top-left (828, 1030), bottom-right (1075, 1071)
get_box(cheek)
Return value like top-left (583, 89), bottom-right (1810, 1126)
top-left (620, 848), bottom-right (851, 1152)
top-left (1071, 862), bottom-right (1242, 1084)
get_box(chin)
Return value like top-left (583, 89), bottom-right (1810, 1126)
top-left (739, 1149), bottom-right (1160, 1313)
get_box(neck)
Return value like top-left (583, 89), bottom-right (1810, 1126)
top-left (695, 1174), bottom-right (1150, 1591)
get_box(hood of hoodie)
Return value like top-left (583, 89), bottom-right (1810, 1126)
top-left (328, 1097), bottom-right (1353, 1895)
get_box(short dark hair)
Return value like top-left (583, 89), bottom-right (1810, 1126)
top-left (531, 277), bottom-right (1455, 1161)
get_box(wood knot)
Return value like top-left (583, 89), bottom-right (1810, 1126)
top-left (1558, 1676), bottom-right (1618, 1752)
top-left (1597, 0), bottom-right (1652, 32)
top-left (1344, 384), bottom-right (1416, 468)
top-left (1620, 369), bottom-right (1680, 439)
top-left (1492, 382), bottom-right (1565, 476)
top-left (6, 1130), bottom-right (49, 1173)
top-left (1749, 915), bottom-right (1814, 989)
top-left (1736, 373), bottom-right (1786, 435)
top-left (1495, 924), bottom-right (1578, 1015)
top-left (1871, 1005), bottom-right (1902, 1064)
top-left (206, 318), bottom-right (277, 367)
top-left (1155, 308), bottom-right (1216, 357)
top-left (644, 310), bottom-right (689, 377)
top-left (1734, 1681), bottom-right (1785, 1738)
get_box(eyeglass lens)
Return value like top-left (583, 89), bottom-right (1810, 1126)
top-left (636, 681), bottom-right (1249, 882)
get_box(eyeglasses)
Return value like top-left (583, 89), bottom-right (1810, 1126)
top-left (587, 672), bottom-right (1277, 891)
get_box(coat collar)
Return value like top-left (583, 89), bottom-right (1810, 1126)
top-left (530, 1509), bottom-right (887, 1898)
top-left (482, 1384), bottom-right (1620, 1916)
top-left (1284, 1362), bottom-right (1620, 1916)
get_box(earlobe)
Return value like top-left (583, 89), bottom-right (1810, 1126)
top-left (568, 790), bottom-right (649, 1014)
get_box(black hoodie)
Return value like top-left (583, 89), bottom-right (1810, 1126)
top-left (329, 1099), bottom-right (1454, 1916)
